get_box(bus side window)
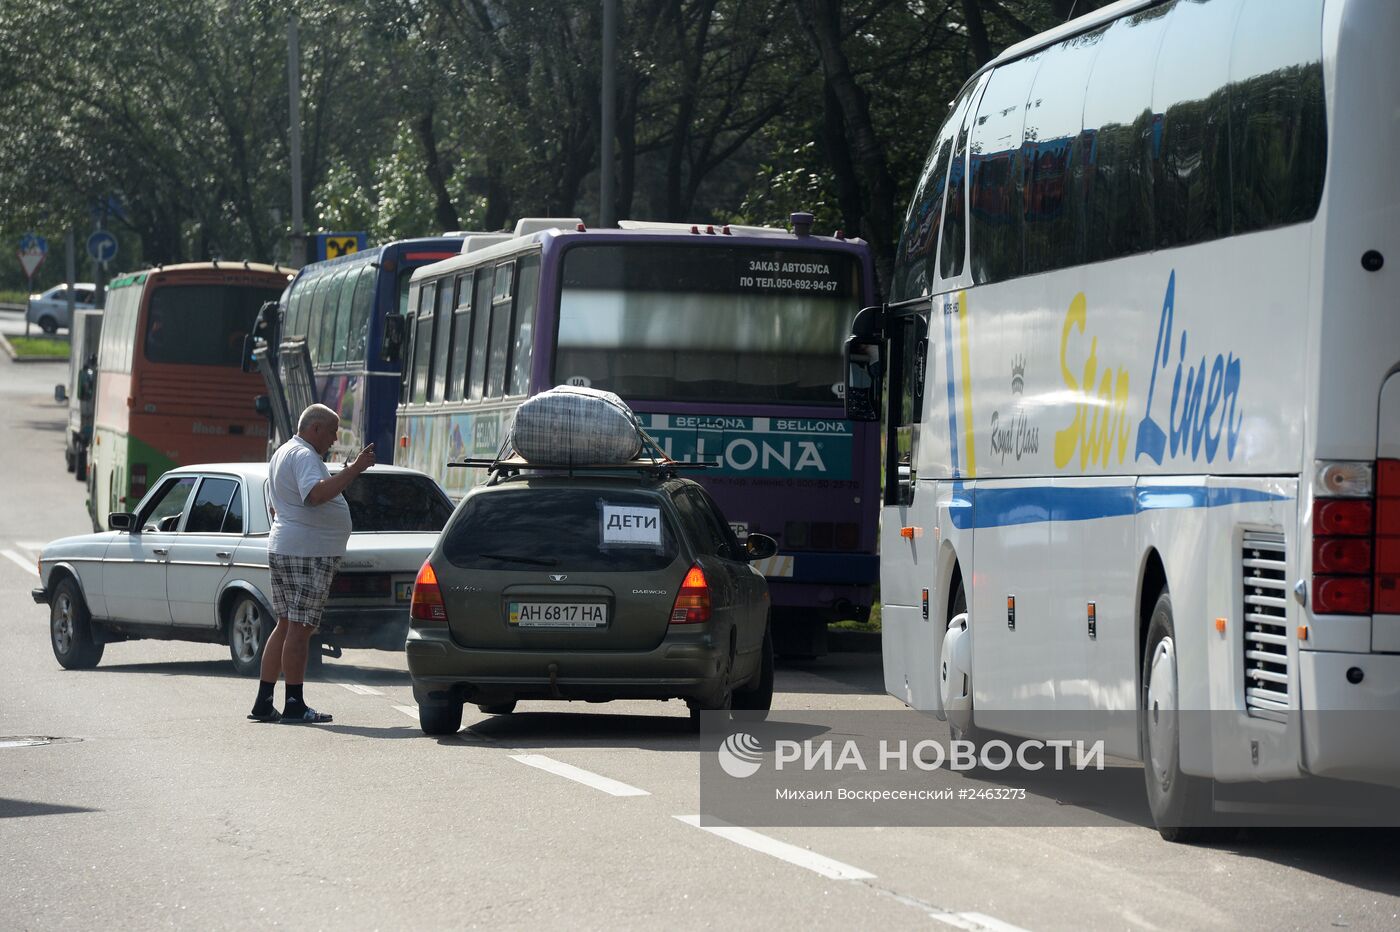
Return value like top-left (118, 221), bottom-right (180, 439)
top-left (346, 265), bottom-right (375, 364)
top-left (332, 267), bottom-right (358, 365)
top-left (431, 275), bottom-right (456, 402)
top-left (938, 80), bottom-right (981, 282)
top-left (486, 262), bottom-right (515, 398)
top-left (447, 271), bottom-right (473, 402)
top-left (319, 269), bottom-right (349, 366)
top-left (509, 255), bottom-right (540, 395)
top-left (400, 312), bottom-right (417, 403)
top-left (468, 267), bottom-right (493, 401)
top-left (968, 50), bottom-right (1042, 285)
top-left (306, 274), bottom-right (330, 365)
top-left (412, 281), bottom-right (437, 405)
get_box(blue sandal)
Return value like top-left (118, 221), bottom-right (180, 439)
top-left (281, 707), bottom-right (333, 724)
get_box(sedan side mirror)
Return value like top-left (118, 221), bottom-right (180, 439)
top-left (381, 314), bottom-right (405, 364)
top-left (108, 512), bottom-right (135, 531)
top-left (745, 533), bottom-right (779, 561)
top-left (844, 305), bottom-right (884, 422)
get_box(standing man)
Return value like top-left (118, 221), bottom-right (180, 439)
top-left (249, 403), bottom-right (375, 723)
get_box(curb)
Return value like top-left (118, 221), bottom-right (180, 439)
top-left (0, 332), bottom-right (69, 363)
top-left (827, 629), bottom-right (881, 653)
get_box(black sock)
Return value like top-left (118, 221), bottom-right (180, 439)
top-left (252, 680), bottom-right (276, 711)
top-left (285, 683), bottom-right (305, 711)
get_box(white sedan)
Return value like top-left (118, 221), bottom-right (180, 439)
top-left (32, 462), bottom-right (453, 675)
top-left (27, 283), bottom-right (98, 333)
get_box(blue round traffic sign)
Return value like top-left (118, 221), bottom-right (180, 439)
top-left (87, 231), bottom-right (118, 264)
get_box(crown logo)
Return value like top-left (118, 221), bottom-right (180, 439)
top-left (1011, 354), bottom-right (1026, 395)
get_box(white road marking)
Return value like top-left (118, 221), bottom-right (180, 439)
top-left (511, 754), bottom-right (651, 797)
top-left (940, 912), bottom-right (1032, 932)
top-left (673, 815), bottom-right (875, 880)
top-left (393, 705), bottom-right (419, 720)
top-left (336, 683), bottom-right (382, 696)
top-left (16, 541), bottom-right (47, 553)
top-left (1, 549), bottom-right (38, 576)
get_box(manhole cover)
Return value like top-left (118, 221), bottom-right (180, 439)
top-left (0, 736), bottom-right (81, 749)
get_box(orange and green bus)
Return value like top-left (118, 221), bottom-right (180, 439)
top-left (90, 262), bottom-right (293, 530)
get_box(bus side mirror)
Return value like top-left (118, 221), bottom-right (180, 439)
top-left (844, 305), bottom-right (884, 422)
top-left (254, 395), bottom-right (272, 417)
top-left (240, 334), bottom-right (257, 373)
top-left (382, 314), bottom-right (405, 364)
top-left (54, 384), bottom-right (67, 404)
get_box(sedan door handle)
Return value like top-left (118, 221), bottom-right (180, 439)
top-left (152, 548), bottom-right (169, 556)
top-left (216, 552), bottom-right (232, 560)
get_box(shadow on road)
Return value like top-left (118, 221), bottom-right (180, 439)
top-left (0, 797), bottom-right (100, 819)
top-left (90, 658), bottom-right (411, 687)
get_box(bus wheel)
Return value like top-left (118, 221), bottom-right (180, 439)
top-left (51, 577), bottom-right (104, 670)
top-left (226, 594), bottom-right (272, 677)
top-left (74, 446), bottom-right (87, 482)
top-left (1141, 590), bottom-right (1214, 842)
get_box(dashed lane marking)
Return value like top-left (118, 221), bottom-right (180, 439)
top-left (16, 541), bottom-right (46, 553)
top-left (511, 754), bottom-right (651, 797)
top-left (393, 705), bottom-right (419, 720)
top-left (337, 683), bottom-right (382, 696)
top-left (673, 815), bottom-right (875, 880)
top-left (1, 549), bottom-right (38, 576)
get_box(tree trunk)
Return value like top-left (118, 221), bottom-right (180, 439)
top-left (821, 82), bottom-right (863, 237)
top-left (793, 0), bottom-right (899, 296)
top-left (484, 156), bottom-right (512, 231)
top-left (961, 0), bottom-right (993, 67)
top-left (415, 109), bottom-right (461, 232)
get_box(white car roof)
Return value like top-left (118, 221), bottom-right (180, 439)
top-left (165, 462), bottom-right (438, 480)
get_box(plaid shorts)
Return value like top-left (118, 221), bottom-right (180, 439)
top-left (268, 554), bottom-right (342, 628)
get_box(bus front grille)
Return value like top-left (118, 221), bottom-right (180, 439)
top-left (1243, 530), bottom-right (1289, 722)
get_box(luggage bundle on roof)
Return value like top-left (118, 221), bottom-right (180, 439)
top-left (508, 385), bottom-right (645, 466)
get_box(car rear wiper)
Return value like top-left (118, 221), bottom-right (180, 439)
top-left (479, 552), bottom-right (559, 567)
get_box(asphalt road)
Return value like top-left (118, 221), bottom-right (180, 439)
top-left (2, 311), bottom-right (1398, 930)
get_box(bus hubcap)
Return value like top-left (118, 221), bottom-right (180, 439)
top-left (1146, 636), bottom-right (1178, 789)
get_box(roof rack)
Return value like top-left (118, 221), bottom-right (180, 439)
top-left (448, 455), bottom-right (712, 483)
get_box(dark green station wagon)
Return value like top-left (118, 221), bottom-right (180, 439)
top-left (406, 463), bottom-right (778, 735)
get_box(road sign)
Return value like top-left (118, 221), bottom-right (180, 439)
top-left (87, 231), bottom-right (118, 264)
top-left (18, 233), bottom-right (47, 279)
top-left (311, 232), bottom-right (367, 262)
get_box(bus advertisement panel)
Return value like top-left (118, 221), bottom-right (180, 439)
top-left (276, 237), bottom-right (464, 462)
top-left (394, 220), bottom-right (879, 654)
top-left (90, 263), bottom-right (292, 530)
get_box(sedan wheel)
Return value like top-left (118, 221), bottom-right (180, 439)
top-left (50, 577), bottom-right (103, 669)
top-left (227, 595), bottom-right (271, 677)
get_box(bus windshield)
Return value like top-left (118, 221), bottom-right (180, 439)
top-left (145, 284), bottom-right (283, 366)
top-left (555, 244), bottom-right (859, 405)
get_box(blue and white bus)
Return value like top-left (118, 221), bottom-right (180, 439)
top-left (395, 217), bottom-right (880, 656)
top-left (276, 236), bottom-right (464, 460)
top-left (848, 0), bottom-right (1400, 838)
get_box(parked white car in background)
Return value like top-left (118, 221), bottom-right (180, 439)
top-left (32, 462), bottom-right (454, 674)
top-left (27, 283), bottom-right (98, 333)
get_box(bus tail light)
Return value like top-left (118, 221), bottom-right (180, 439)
top-left (410, 561), bottom-right (447, 622)
top-left (670, 565), bottom-right (711, 624)
top-left (130, 463), bottom-right (148, 500)
top-left (1310, 459), bottom-right (1400, 616)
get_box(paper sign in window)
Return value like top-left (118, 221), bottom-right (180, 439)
top-left (600, 504), bottom-right (663, 547)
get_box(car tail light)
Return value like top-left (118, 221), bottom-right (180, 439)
top-left (670, 565), bottom-right (711, 624)
top-left (1310, 459), bottom-right (1400, 616)
top-left (130, 463), bottom-right (148, 500)
top-left (410, 561), bottom-right (447, 622)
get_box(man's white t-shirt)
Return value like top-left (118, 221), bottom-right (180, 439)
top-left (267, 436), bottom-right (353, 557)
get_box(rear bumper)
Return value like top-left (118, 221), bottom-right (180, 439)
top-left (31, 587), bottom-right (49, 605)
top-left (1298, 650), bottom-right (1400, 787)
top-left (405, 626), bottom-right (728, 704)
top-left (318, 606), bottom-right (410, 651)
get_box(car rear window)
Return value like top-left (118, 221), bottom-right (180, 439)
top-left (345, 474), bottom-right (454, 532)
top-left (442, 488), bottom-right (679, 572)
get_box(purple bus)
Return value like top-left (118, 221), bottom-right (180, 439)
top-left (394, 217), bottom-right (879, 655)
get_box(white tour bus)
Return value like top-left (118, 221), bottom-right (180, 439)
top-left (845, 0), bottom-right (1398, 839)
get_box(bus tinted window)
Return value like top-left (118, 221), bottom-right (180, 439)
top-left (447, 272), bottom-right (472, 402)
top-left (1081, 6), bottom-right (1171, 264)
top-left (893, 128), bottom-right (953, 302)
top-left (333, 267), bottom-right (358, 365)
top-left (1023, 28), bottom-right (1106, 275)
top-left (1151, 0), bottom-right (1237, 249)
top-left (319, 270), bottom-right (347, 365)
top-left (412, 281), bottom-right (435, 404)
top-left (510, 255), bottom-right (540, 395)
top-left (431, 276), bottom-right (455, 401)
top-left (969, 52), bottom-right (1041, 284)
top-left (144, 284), bottom-right (281, 366)
top-left (346, 266), bottom-right (374, 363)
top-left (469, 269), bottom-right (492, 401)
top-left (557, 244), bottom-right (859, 405)
top-left (1228, 0), bottom-right (1326, 233)
top-left (308, 275), bottom-right (331, 363)
top-left (487, 262), bottom-right (515, 398)
top-left (938, 85), bottom-right (978, 281)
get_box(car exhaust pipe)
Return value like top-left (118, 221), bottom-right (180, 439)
top-left (547, 662), bottom-right (561, 698)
